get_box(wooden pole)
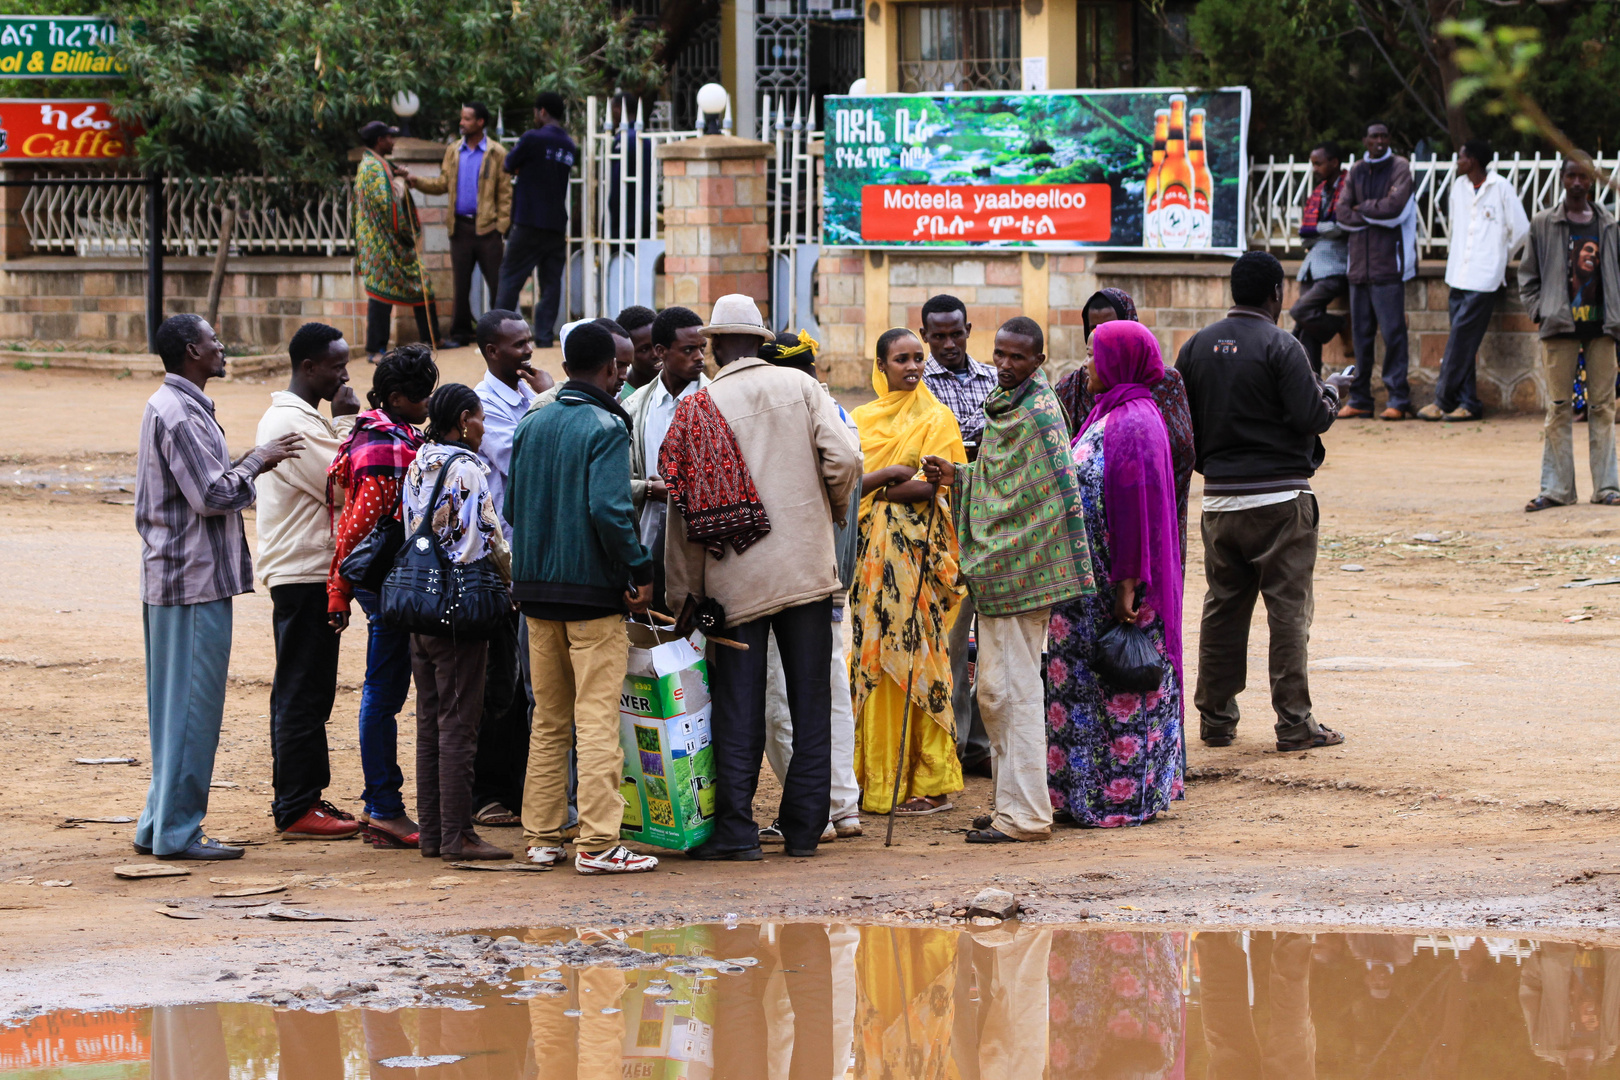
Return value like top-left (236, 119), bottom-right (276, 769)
top-left (205, 197), bottom-right (237, 328)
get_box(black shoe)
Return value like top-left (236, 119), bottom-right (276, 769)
top-left (687, 841), bottom-right (764, 861)
top-left (157, 836), bottom-right (244, 861)
top-left (132, 840), bottom-right (152, 856)
top-left (962, 757), bottom-right (993, 778)
top-left (785, 847), bottom-right (817, 857)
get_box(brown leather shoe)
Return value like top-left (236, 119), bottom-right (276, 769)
top-left (441, 832), bottom-right (512, 861)
top-left (1379, 407), bottom-right (1405, 421)
top-left (1336, 403), bottom-right (1373, 419)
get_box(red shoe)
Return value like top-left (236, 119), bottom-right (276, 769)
top-left (280, 800), bottom-right (362, 840)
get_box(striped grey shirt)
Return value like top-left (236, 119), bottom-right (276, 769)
top-left (137, 374), bottom-right (265, 607)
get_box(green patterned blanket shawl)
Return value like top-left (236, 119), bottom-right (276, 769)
top-left (953, 369), bottom-right (1096, 617)
top-left (355, 149), bottom-right (431, 306)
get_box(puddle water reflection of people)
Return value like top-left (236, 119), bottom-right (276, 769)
top-left (59, 925), bottom-right (1620, 1080)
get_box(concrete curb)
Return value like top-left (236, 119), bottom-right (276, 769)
top-left (0, 350), bottom-right (288, 379)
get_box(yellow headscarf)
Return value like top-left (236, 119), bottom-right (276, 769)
top-left (850, 330), bottom-right (966, 512)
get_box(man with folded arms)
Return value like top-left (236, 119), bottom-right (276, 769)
top-left (660, 294), bottom-right (862, 861)
top-left (923, 317), bottom-right (1096, 846)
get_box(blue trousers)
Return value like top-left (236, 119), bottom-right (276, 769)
top-left (1434, 287), bottom-right (1496, 415)
top-left (136, 598), bottom-right (233, 856)
top-left (1348, 281), bottom-right (1412, 412)
top-left (355, 588), bottom-right (412, 820)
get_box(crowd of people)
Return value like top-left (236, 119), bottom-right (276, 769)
top-left (1291, 123), bottom-right (1618, 510)
top-left (132, 239), bottom-right (1355, 873)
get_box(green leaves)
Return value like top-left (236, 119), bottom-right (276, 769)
top-left (101, 0), bottom-right (662, 179)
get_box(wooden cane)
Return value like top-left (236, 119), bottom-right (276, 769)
top-left (885, 493), bottom-right (940, 848)
top-left (647, 609), bottom-right (749, 651)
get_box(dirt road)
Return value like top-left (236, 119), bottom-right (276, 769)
top-left (2, 358), bottom-right (1619, 1018)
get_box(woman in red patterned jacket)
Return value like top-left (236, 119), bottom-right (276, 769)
top-left (326, 343), bottom-right (437, 848)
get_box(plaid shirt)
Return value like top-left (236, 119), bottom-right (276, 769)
top-left (922, 355), bottom-right (998, 448)
top-left (137, 374), bottom-right (264, 606)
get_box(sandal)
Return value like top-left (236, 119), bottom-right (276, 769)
top-left (1276, 725), bottom-right (1346, 752)
top-left (965, 827), bottom-right (1019, 844)
top-left (362, 815), bottom-right (421, 849)
top-left (972, 813), bottom-right (993, 830)
top-left (1594, 492), bottom-right (1620, 506)
top-left (473, 802), bottom-right (522, 828)
top-left (894, 797), bottom-right (953, 816)
top-left (1525, 496), bottom-right (1567, 513)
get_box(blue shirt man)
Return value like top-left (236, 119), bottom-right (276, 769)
top-left (494, 92), bottom-right (577, 347)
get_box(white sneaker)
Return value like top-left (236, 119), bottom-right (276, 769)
top-left (526, 845), bottom-right (567, 867)
top-left (820, 822), bottom-right (836, 842)
top-left (834, 816), bottom-right (863, 838)
top-left (575, 845), bottom-right (659, 875)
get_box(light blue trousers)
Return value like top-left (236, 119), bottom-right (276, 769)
top-left (135, 598), bottom-right (233, 856)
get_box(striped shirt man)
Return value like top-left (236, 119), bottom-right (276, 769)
top-left (136, 373), bottom-right (265, 607)
top-left (922, 355), bottom-right (997, 448)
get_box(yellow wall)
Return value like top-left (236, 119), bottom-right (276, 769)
top-left (866, 0), bottom-right (1076, 90)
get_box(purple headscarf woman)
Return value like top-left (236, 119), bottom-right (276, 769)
top-left (1043, 319), bottom-right (1185, 828)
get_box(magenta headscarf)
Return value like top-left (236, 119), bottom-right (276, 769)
top-left (1082, 320), bottom-right (1183, 688)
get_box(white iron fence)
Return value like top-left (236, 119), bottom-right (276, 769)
top-left (20, 173), bottom-right (352, 257)
top-left (1248, 153), bottom-right (1606, 259)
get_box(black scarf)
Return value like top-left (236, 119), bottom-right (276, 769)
top-left (561, 379), bottom-right (634, 437)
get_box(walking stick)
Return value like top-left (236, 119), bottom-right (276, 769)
top-left (885, 492), bottom-right (941, 848)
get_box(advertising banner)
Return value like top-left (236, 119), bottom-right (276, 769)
top-left (824, 87), bottom-right (1249, 252)
top-left (0, 17), bottom-right (123, 78)
top-left (0, 99), bottom-right (136, 161)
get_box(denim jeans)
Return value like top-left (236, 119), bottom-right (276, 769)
top-left (1435, 287), bottom-right (1496, 415)
top-left (355, 588), bottom-right (411, 819)
top-left (1348, 281), bottom-right (1411, 412)
top-left (1539, 335), bottom-right (1620, 504)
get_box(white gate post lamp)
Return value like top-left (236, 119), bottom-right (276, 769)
top-left (697, 83), bottom-right (730, 136)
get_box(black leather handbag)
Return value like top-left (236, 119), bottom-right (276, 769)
top-left (337, 486), bottom-right (404, 594)
top-left (1089, 621), bottom-right (1167, 694)
top-left (379, 451), bottom-right (508, 641)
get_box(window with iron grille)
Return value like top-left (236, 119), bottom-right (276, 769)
top-left (1077, 1), bottom-right (1133, 87)
top-left (897, 0), bottom-right (1020, 93)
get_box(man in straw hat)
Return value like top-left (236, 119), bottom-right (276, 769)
top-left (658, 295), bottom-right (863, 861)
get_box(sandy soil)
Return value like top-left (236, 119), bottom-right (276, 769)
top-left (3, 357), bottom-right (1620, 1018)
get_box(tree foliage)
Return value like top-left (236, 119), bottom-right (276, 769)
top-left (1174, 0), bottom-right (1620, 160)
top-left (102, 0), bottom-right (663, 179)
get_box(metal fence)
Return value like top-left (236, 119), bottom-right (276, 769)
top-left (761, 93), bottom-right (822, 336)
top-left (1247, 153), bottom-right (1605, 259)
top-left (20, 173), bottom-right (352, 257)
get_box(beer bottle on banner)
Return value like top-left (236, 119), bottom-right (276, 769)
top-left (1143, 108), bottom-right (1169, 248)
top-left (1188, 107), bottom-right (1214, 248)
top-left (1157, 96), bottom-right (1193, 248)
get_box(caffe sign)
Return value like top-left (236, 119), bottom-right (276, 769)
top-left (0, 16), bottom-right (125, 78)
top-left (0, 100), bottom-right (135, 160)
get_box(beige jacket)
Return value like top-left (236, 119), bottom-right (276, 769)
top-left (409, 136), bottom-right (511, 237)
top-left (254, 392), bottom-right (355, 588)
top-left (664, 357), bottom-right (862, 627)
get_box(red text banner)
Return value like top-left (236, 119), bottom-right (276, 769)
top-left (860, 184), bottom-right (1112, 243)
top-left (0, 99), bottom-right (136, 160)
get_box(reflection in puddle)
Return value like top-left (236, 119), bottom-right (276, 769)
top-left (0, 926), bottom-right (1608, 1078)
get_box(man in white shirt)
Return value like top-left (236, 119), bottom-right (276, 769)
top-left (470, 308), bottom-right (552, 828)
top-left (623, 306), bottom-right (710, 614)
top-left (1420, 139), bottom-right (1531, 422)
top-left (255, 323), bottom-right (361, 840)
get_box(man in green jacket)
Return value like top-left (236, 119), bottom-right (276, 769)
top-left (505, 321), bottom-right (658, 875)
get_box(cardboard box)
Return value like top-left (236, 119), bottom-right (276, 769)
top-left (620, 625), bottom-right (717, 851)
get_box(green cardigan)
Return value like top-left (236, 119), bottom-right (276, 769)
top-left (505, 385), bottom-right (652, 611)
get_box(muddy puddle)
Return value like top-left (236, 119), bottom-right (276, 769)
top-left (0, 924), bottom-right (1607, 1077)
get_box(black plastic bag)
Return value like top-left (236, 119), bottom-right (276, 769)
top-left (1089, 621), bottom-right (1166, 693)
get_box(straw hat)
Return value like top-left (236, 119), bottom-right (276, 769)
top-left (701, 294), bottom-right (775, 341)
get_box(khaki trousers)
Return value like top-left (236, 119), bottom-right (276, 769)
top-left (1539, 334), bottom-right (1620, 504)
top-left (523, 615), bottom-right (628, 852)
top-left (974, 608), bottom-right (1053, 840)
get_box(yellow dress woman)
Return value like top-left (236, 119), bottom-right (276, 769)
top-left (850, 328), bottom-right (967, 815)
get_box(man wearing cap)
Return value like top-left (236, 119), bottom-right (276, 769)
top-left (355, 121), bottom-right (442, 360)
top-left (658, 295), bottom-right (863, 861)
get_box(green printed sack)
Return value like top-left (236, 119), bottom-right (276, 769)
top-left (620, 624), bottom-right (717, 851)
